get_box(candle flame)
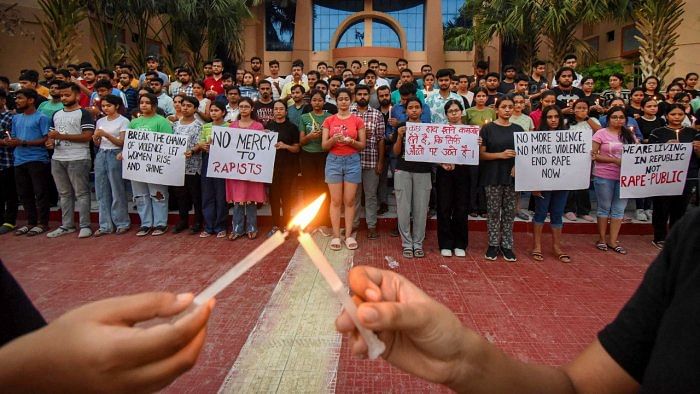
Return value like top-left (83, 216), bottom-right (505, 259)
top-left (288, 194), bottom-right (326, 231)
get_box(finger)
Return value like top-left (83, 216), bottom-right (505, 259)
top-left (82, 292), bottom-right (194, 325)
top-left (113, 299), bottom-right (214, 367)
top-left (356, 301), bottom-right (433, 332)
top-left (348, 266), bottom-right (385, 301)
top-left (335, 309), bottom-right (356, 333)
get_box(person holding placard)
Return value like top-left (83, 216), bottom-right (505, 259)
top-left (648, 104), bottom-right (698, 250)
top-left (592, 106), bottom-right (638, 254)
top-left (530, 105), bottom-right (572, 263)
top-left (266, 100), bottom-right (300, 236)
top-left (172, 96), bottom-right (204, 235)
top-left (197, 102), bottom-right (229, 238)
top-left (321, 88), bottom-right (366, 251)
top-left (226, 97), bottom-right (266, 240)
top-left (127, 93), bottom-right (174, 237)
top-left (92, 95), bottom-right (131, 236)
top-left (463, 88), bottom-right (495, 218)
top-left (479, 97), bottom-right (521, 262)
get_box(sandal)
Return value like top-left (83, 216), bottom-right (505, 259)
top-left (14, 226), bottom-right (30, 236)
top-left (608, 244), bottom-right (627, 255)
top-left (344, 236), bottom-right (358, 250)
top-left (199, 231), bottom-right (212, 238)
top-left (247, 231), bottom-right (258, 240)
top-left (531, 251), bottom-right (544, 261)
top-left (329, 237), bottom-right (342, 251)
top-left (414, 248), bottom-right (425, 258)
top-left (229, 233), bottom-right (244, 241)
top-left (595, 241), bottom-right (608, 251)
top-left (27, 226), bottom-right (46, 236)
top-left (402, 248), bottom-right (414, 258)
top-left (557, 254), bottom-right (572, 263)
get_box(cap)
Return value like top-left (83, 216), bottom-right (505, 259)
top-left (146, 55), bottom-right (159, 62)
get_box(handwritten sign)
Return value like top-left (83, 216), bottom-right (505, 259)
top-left (514, 130), bottom-right (592, 191)
top-left (620, 143), bottom-right (692, 198)
top-left (122, 129), bottom-right (188, 186)
top-left (404, 122), bottom-right (480, 165)
top-left (207, 126), bottom-right (278, 183)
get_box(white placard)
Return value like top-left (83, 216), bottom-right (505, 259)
top-left (122, 129), bottom-right (187, 186)
top-left (514, 130), bottom-right (592, 191)
top-left (206, 126), bottom-right (278, 183)
top-left (620, 143), bottom-right (692, 198)
top-left (404, 122), bottom-right (480, 165)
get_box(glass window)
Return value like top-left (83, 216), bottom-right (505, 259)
top-left (313, 0), bottom-right (363, 51)
top-left (442, 0), bottom-right (471, 51)
top-left (336, 20), bottom-right (365, 48)
top-left (442, 0), bottom-right (465, 26)
top-left (622, 25), bottom-right (641, 54)
top-left (371, 20), bottom-right (400, 48)
top-left (373, 1), bottom-right (424, 51)
top-left (265, 0), bottom-right (297, 51)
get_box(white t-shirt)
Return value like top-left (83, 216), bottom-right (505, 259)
top-left (568, 117), bottom-right (600, 133)
top-left (50, 108), bottom-right (95, 161)
top-left (266, 76), bottom-right (286, 100)
top-left (96, 115), bottom-right (130, 150)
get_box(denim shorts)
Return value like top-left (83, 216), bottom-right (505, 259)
top-left (325, 153), bottom-right (361, 184)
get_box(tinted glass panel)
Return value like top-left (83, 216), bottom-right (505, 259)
top-left (337, 20), bottom-right (365, 48)
top-left (265, 0), bottom-right (297, 51)
top-left (313, 0), bottom-right (363, 51)
top-left (371, 20), bottom-right (400, 48)
top-left (373, 1), bottom-right (424, 51)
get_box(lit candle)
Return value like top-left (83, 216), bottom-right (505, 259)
top-left (4, 131), bottom-right (10, 139)
top-left (675, 128), bottom-right (680, 142)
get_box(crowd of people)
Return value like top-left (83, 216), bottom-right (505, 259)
top-left (1, 54), bottom-right (699, 262)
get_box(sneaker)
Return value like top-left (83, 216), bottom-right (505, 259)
top-left (389, 228), bottom-right (400, 237)
top-left (152, 226), bottom-right (168, 236)
top-left (78, 227), bottom-right (93, 238)
top-left (367, 228), bottom-right (379, 239)
top-left (0, 223), bottom-right (15, 235)
top-left (190, 223), bottom-right (202, 234)
top-left (516, 210), bottom-right (530, 221)
top-left (651, 240), bottom-right (664, 250)
top-left (172, 222), bottom-right (188, 234)
top-left (635, 209), bottom-right (647, 222)
top-left (441, 249), bottom-right (453, 257)
top-left (581, 214), bottom-right (595, 222)
top-left (484, 246), bottom-right (499, 261)
top-left (136, 226), bottom-right (151, 236)
top-left (266, 226), bottom-right (280, 238)
top-left (501, 248), bottom-right (517, 262)
top-left (454, 248), bottom-right (466, 257)
top-left (46, 226), bottom-right (76, 238)
top-left (564, 212), bottom-right (577, 221)
top-left (645, 209), bottom-right (653, 220)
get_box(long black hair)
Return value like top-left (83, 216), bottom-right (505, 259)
top-left (607, 106), bottom-right (636, 144)
top-left (537, 105), bottom-right (566, 131)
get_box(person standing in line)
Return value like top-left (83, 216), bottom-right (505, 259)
top-left (321, 88), bottom-right (366, 251)
top-left (172, 96), bottom-right (204, 235)
top-left (265, 60), bottom-right (286, 101)
top-left (197, 102), bottom-right (229, 238)
top-left (648, 104), bottom-right (698, 250)
top-left (509, 92), bottom-right (534, 222)
top-left (253, 80), bottom-right (275, 125)
top-left (592, 106), bottom-right (638, 254)
top-left (479, 97), bottom-right (520, 262)
top-left (92, 95), bottom-right (131, 236)
top-left (266, 100), bottom-right (300, 236)
top-left (426, 69), bottom-right (463, 124)
top-left (530, 105), bottom-right (572, 263)
top-left (226, 98), bottom-right (266, 240)
top-left (192, 81), bottom-right (211, 122)
top-left (37, 81), bottom-right (64, 119)
top-left (45, 82), bottom-right (95, 239)
top-left (0, 90), bottom-right (17, 235)
top-left (600, 73), bottom-right (631, 106)
top-left (463, 88), bottom-right (496, 218)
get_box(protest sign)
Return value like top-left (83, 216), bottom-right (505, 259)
top-left (514, 130), bottom-right (592, 191)
top-left (620, 143), bottom-right (692, 198)
top-left (207, 126), bottom-right (278, 183)
top-left (122, 129), bottom-right (188, 186)
top-left (404, 122), bottom-right (480, 165)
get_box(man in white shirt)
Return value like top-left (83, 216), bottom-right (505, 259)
top-left (265, 59), bottom-right (286, 100)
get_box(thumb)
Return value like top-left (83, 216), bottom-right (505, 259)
top-left (357, 301), bottom-right (433, 332)
top-left (86, 292), bottom-right (194, 326)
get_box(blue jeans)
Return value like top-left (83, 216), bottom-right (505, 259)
top-left (594, 177), bottom-right (627, 219)
top-left (201, 154), bottom-right (228, 233)
top-left (94, 149), bottom-right (130, 232)
top-left (325, 153), bottom-right (361, 184)
top-left (232, 202), bottom-right (257, 235)
top-left (533, 190), bottom-right (569, 228)
top-left (131, 181), bottom-right (169, 228)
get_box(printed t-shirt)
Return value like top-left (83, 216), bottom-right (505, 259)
top-left (50, 108), bottom-right (95, 161)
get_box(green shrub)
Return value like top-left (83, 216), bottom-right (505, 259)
top-left (578, 61), bottom-right (633, 92)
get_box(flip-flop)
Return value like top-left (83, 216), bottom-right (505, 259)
top-left (558, 254), bottom-right (571, 263)
top-left (402, 248), bottom-right (414, 258)
top-left (414, 248), bottom-right (425, 258)
top-left (27, 226), bottom-right (46, 236)
top-left (330, 237), bottom-right (342, 251)
top-left (531, 251), bottom-right (544, 261)
top-left (14, 226), bottom-right (30, 236)
top-left (344, 236), bottom-right (358, 250)
top-left (608, 245), bottom-right (627, 255)
top-left (595, 241), bottom-right (608, 251)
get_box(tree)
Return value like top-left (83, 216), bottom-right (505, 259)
top-left (36, 0), bottom-right (87, 67)
top-left (632, 0), bottom-right (685, 81)
top-left (88, 0), bottom-right (128, 69)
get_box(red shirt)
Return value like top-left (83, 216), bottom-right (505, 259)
top-left (204, 76), bottom-right (224, 95)
top-left (323, 114), bottom-right (365, 156)
top-left (79, 80), bottom-right (94, 108)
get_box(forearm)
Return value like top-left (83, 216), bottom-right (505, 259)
top-left (23, 136), bottom-right (48, 146)
top-left (103, 134), bottom-right (124, 147)
top-left (0, 332), bottom-right (47, 392)
top-left (479, 151), bottom-right (503, 161)
top-left (58, 132), bottom-right (93, 143)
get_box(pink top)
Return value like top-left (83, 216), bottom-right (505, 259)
top-left (592, 128), bottom-right (625, 180)
top-left (225, 120), bottom-right (267, 203)
top-left (530, 109), bottom-right (542, 130)
top-left (323, 114), bottom-right (365, 156)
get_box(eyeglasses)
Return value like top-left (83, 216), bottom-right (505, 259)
top-left (447, 109), bottom-right (462, 114)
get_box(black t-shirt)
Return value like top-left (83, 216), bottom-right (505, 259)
top-left (265, 119), bottom-right (300, 173)
top-left (598, 209), bottom-right (700, 392)
top-left (479, 122), bottom-right (522, 186)
top-left (636, 116), bottom-right (666, 142)
top-left (254, 100), bottom-right (275, 125)
top-left (551, 86), bottom-right (584, 109)
top-left (527, 76), bottom-right (547, 95)
top-left (579, 93), bottom-right (603, 119)
top-left (626, 106), bottom-right (643, 119)
top-left (498, 81), bottom-right (515, 94)
top-left (485, 92), bottom-right (505, 107)
top-left (648, 126), bottom-right (699, 180)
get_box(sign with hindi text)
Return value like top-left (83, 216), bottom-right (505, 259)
top-left (122, 129), bottom-right (188, 186)
top-left (514, 130), bottom-right (592, 191)
top-left (404, 122), bottom-right (480, 165)
top-left (206, 126), bottom-right (278, 183)
top-left (620, 143), bottom-right (692, 198)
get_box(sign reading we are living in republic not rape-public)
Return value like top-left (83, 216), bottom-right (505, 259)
top-left (620, 143), bottom-right (692, 198)
top-left (514, 130), bottom-right (592, 191)
top-left (122, 129), bottom-right (188, 186)
top-left (404, 122), bottom-right (480, 165)
top-left (206, 126), bottom-right (278, 183)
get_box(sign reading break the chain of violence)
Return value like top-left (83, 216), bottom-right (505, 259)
top-left (514, 130), bottom-right (592, 191)
top-left (207, 126), bottom-right (278, 183)
top-left (404, 122), bottom-right (480, 165)
top-left (620, 143), bottom-right (692, 198)
top-left (122, 129), bottom-right (188, 186)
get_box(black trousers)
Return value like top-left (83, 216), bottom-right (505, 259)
top-left (14, 161), bottom-right (51, 227)
top-left (270, 167), bottom-right (297, 228)
top-left (468, 166), bottom-right (486, 214)
top-left (436, 165), bottom-right (470, 250)
top-left (0, 167), bottom-right (18, 226)
top-left (565, 189), bottom-right (592, 215)
top-left (0, 260), bottom-right (46, 347)
top-left (174, 174), bottom-right (203, 226)
top-left (652, 184), bottom-right (692, 242)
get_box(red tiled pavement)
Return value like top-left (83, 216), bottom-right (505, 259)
top-left (1, 224), bottom-right (658, 392)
